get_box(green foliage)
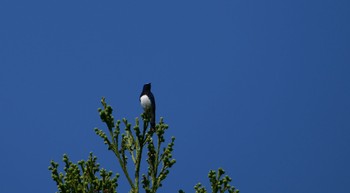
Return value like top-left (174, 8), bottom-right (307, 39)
top-left (180, 168), bottom-right (239, 193)
top-left (95, 97), bottom-right (176, 193)
top-left (207, 168), bottom-right (239, 193)
top-left (48, 153), bottom-right (119, 193)
top-left (49, 97), bottom-right (239, 193)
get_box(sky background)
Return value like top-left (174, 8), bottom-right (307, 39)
top-left (1, 0), bottom-right (350, 193)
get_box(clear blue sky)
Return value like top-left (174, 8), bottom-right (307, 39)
top-left (0, 1), bottom-right (349, 192)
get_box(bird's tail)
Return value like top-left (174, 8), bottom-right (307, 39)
top-left (150, 116), bottom-right (156, 131)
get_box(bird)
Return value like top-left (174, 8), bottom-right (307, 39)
top-left (140, 83), bottom-right (156, 130)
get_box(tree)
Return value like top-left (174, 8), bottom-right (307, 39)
top-left (49, 97), bottom-right (239, 193)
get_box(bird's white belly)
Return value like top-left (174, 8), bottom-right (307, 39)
top-left (140, 95), bottom-right (151, 109)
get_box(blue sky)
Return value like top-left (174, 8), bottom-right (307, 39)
top-left (1, 1), bottom-right (349, 192)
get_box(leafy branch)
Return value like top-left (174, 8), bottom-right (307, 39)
top-left (94, 97), bottom-right (176, 193)
top-left (49, 97), bottom-right (239, 193)
top-left (190, 168), bottom-right (239, 193)
top-left (48, 153), bottom-right (119, 193)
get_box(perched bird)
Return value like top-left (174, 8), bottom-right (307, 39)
top-left (140, 83), bottom-right (156, 129)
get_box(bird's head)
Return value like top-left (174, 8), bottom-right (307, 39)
top-left (143, 83), bottom-right (151, 91)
